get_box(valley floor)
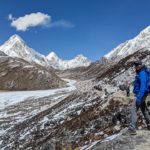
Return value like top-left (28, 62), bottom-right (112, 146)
top-left (0, 79), bottom-right (76, 149)
top-left (0, 79), bottom-right (76, 110)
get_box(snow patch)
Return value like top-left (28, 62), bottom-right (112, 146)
top-left (0, 79), bottom-right (76, 109)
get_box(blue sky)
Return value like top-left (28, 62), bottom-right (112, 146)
top-left (0, 0), bottom-right (150, 61)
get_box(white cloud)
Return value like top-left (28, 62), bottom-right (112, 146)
top-left (8, 12), bottom-right (74, 31)
top-left (8, 12), bottom-right (51, 31)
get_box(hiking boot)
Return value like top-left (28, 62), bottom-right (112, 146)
top-left (123, 129), bottom-right (137, 136)
top-left (147, 124), bottom-right (150, 130)
top-left (129, 130), bottom-right (137, 135)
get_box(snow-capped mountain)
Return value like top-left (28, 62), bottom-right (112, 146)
top-left (46, 52), bottom-right (91, 70)
top-left (104, 26), bottom-right (150, 62)
top-left (0, 35), bottom-right (51, 66)
top-left (0, 35), bottom-right (91, 70)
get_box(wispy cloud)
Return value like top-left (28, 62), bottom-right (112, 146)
top-left (8, 12), bottom-right (74, 31)
top-left (8, 14), bottom-right (15, 21)
top-left (49, 20), bottom-right (75, 28)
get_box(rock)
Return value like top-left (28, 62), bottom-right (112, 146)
top-left (104, 134), bottom-right (108, 138)
top-left (119, 84), bottom-right (128, 91)
top-left (138, 126), bottom-right (142, 130)
top-left (96, 131), bottom-right (104, 136)
top-left (44, 121), bottom-right (50, 127)
top-left (114, 125), bottom-right (121, 131)
top-left (93, 85), bottom-right (103, 91)
top-left (111, 91), bottom-right (130, 105)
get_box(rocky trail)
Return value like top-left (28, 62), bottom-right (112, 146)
top-left (92, 129), bottom-right (150, 150)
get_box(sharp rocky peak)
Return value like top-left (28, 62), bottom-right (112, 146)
top-left (8, 34), bottom-right (25, 44)
top-left (47, 51), bottom-right (59, 58)
top-left (75, 54), bottom-right (85, 58)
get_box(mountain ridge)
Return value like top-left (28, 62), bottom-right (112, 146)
top-left (0, 35), bottom-right (91, 70)
top-left (104, 26), bottom-right (150, 62)
top-left (46, 51), bottom-right (91, 70)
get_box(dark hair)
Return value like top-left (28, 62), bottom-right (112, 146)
top-left (133, 61), bottom-right (142, 66)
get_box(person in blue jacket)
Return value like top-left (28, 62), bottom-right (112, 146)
top-left (128, 61), bottom-right (150, 135)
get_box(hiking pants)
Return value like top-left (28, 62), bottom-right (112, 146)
top-left (129, 95), bottom-right (150, 131)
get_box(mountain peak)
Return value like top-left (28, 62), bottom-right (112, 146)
top-left (47, 52), bottom-right (59, 62)
top-left (5, 34), bottom-right (26, 47)
top-left (76, 54), bottom-right (84, 57)
top-left (0, 35), bottom-right (91, 70)
top-left (47, 51), bottom-right (58, 58)
top-left (0, 35), bottom-right (51, 67)
top-left (46, 52), bottom-right (91, 70)
top-left (9, 34), bottom-right (24, 43)
top-left (75, 54), bottom-right (86, 59)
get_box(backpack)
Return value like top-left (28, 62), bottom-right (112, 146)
top-left (146, 68), bottom-right (150, 93)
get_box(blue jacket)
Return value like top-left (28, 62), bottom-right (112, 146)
top-left (133, 67), bottom-right (148, 105)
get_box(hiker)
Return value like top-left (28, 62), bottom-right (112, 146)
top-left (128, 61), bottom-right (150, 135)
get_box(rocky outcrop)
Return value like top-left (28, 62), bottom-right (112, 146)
top-left (93, 130), bottom-right (150, 150)
top-left (0, 51), bottom-right (7, 56)
top-left (0, 56), bottom-right (66, 90)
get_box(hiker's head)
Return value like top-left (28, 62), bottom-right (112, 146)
top-left (133, 61), bottom-right (143, 72)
